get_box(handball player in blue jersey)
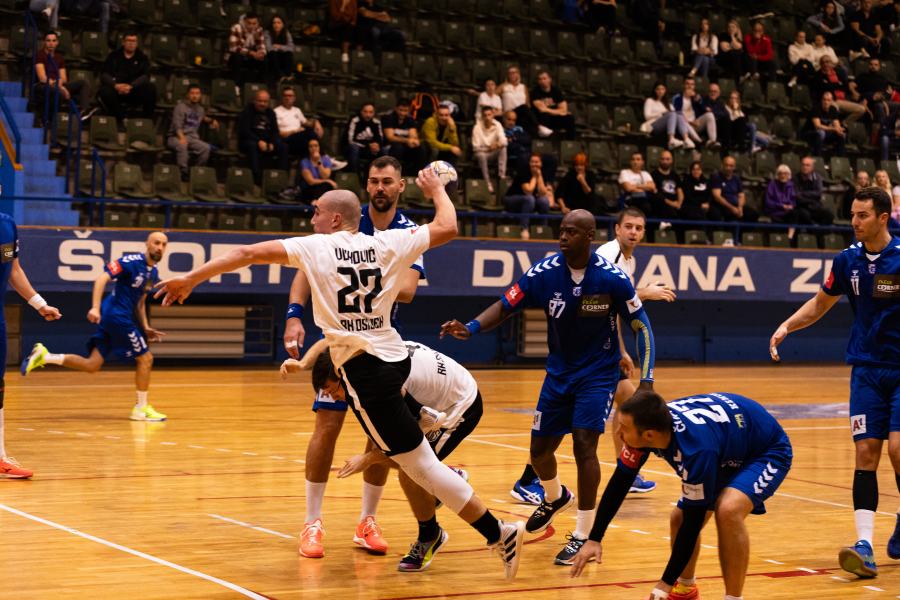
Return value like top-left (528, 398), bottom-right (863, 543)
top-left (23, 232), bottom-right (168, 422)
top-left (771, 186), bottom-right (900, 578)
top-left (441, 209), bottom-right (656, 565)
top-left (0, 214), bottom-right (61, 479)
top-left (569, 392), bottom-right (792, 600)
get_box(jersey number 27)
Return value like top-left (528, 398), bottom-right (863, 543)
top-left (337, 267), bottom-right (383, 313)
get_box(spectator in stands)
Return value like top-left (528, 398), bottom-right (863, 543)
top-left (812, 56), bottom-right (866, 123)
top-left (718, 20), bottom-right (745, 82)
top-left (356, 0), bottom-right (406, 52)
top-left (878, 107), bottom-right (900, 159)
top-left (500, 110), bottom-right (559, 183)
top-left (809, 2), bottom-right (845, 45)
top-left (793, 157), bottom-right (835, 225)
top-left (472, 105), bottom-right (507, 192)
top-left (854, 57), bottom-right (896, 122)
top-left (741, 22), bottom-right (776, 85)
top-left (629, 0), bottom-right (664, 50)
top-left (583, 0), bottom-right (617, 34)
top-left (166, 84), bottom-right (218, 182)
top-left (874, 169), bottom-right (895, 202)
top-left (618, 151), bottom-right (656, 218)
top-left (881, 0), bottom-right (900, 34)
top-left (649, 150), bottom-right (685, 221)
top-left (557, 153), bottom-right (599, 215)
top-left (681, 161), bottom-right (724, 222)
top-left (788, 31), bottom-right (817, 88)
top-left (239, 89), bottom-right (289, 183)
top-left (803, 91), bottom-right (847, 157)
top-left (705, 83), bottom-right (732, 149)
top-left (530, 72), bottom-right (577, 141)
top-left (327, 0), bottom-right (357, 63)
top-left (226, 11), bottom-right (266, 86)
top-left (849, 0), bottom-right (891, 60)
top-left (765, 164), bottom-right (809, 238)
top-left (810, 33), bottom-right (848, 78)
top-left (97, 32), bottom-right (156, 122)
top-left (29, 0), bottom-right (59, 28)
top-left (843, 169), bottom-right (869, 219)
top-left (421, 105), bottom-right (460, 166)
top-left (505, 153), bottom-right (554, 240)
top-left (474, 79), bottom-right (502, 118)
top-left (673, 77), bottom-right (718, 148)
top-left (642, 82), bottom-right (693, 150)
top-left (727, 91), bottom-right (768, 155)
top-left (71, 0), bottom-right (119, 34)
top-left (498, 66), bottom-right (545, 137)
top-left (34, 31), bottom-right (92, 120)
top-left (345, 103), bottom-right (384, 175)
top-left (711, 156), bottom-right (759, 222)
top-left (264, 16), bottom-right (295, 83)
top-left (382, 97), bottom-right (427, 171)
top-left (299, 139), bottom-right (338, 204)
top-left (689, 18), bottom-right (718, 78)
top-left (275, 86), bottom-right (323, 158)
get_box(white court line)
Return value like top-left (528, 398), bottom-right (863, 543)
top-left (491, 499), bottom-right (508, 503)
top-left (631, 530), bottom-right (650, 535)
top-left (9, 383), bottom-right (304, 390)
top-left (701, 544), bottom-right (717, 549)
top-left (161, 442), bottom-right (176, 446)
top-left (216, 449), bottom-right (231, 452)
top-left (18, 428), bottom-right (33, 431)
top-left (764, 559), bottom-right (785, 565)
top-left (608, 524), bottom-right (620, 528)
top-left (208, 514), bottom-right (295, 539)
top-left (106, 436), bottom-right (120, 439)
top-left (864, 586), bottom-right (885, 592)
top-left (797, 567), bottom-right (819, 573)
top-left (270, 456), bottom-right (284, 460)
top-left (134, 439), bottom-right (148, 442)
top-left (469, 434), bottom-right (532, 438)
top-left (782, 426), bottom-right (846, 431)
top-left (774, 492), bottom-right (896, 516)
top-left (244, 453), bottom-right (258, 456)
top-left (48, 430), bottom-right (63, 434)
top-left (189, 445), bottom-right (204, 448)
top-left (77, 433), bottom-right (91, 436)
top-left (0, 504), bottom-right (271, 600)
top-left (832, 576), bottom-right (850, 582)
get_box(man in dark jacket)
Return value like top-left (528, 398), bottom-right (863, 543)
top-left (97, 32), bottom-right (156, 122)
top-left (239, 90), bottom-right (289, 181)
top-left (792, 157), bottom-right (834, 225)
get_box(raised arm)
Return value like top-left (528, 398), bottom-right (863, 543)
top-left (440, 299), bottom-right (512, 340)
top-left (416, 168), bottom-right (458, 248)
top-left (770, 289), bottom-right (840, 360)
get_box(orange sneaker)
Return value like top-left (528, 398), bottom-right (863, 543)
top-left (354, 516), bottom-right (388, 554)
top-left (299, 519), bottom-right (325, 558)
top-left (641, 584), bottom-right (700, 600)
top-left (0, 456), bottom-right (33, 478)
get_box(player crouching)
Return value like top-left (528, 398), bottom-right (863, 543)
top-left (570, 391), bottom-right (792, 600)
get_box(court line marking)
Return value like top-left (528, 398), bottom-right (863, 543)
top-left (0, 504), bottom-right (271, 600)
top-left (796, 567), bottom-right (818, 573)
top-left (782, 426), bottom-right (846, 431)
top-left (631, 530), bottom-right (650, 534)
top-left (831, 576), bottom-right (849, 581)
top-left (764, 559), bottom-right (785, 564)
top-left (18, 428), bottom-right (33, 430)
top-left (208, 514), bottom-right (295, 539)
top-left (160, 442), bottom-right (176, 446)
top-left (864, 586), bottom-right (885, 591)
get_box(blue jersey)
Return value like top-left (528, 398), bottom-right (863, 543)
top-left (102, 254), bottom-right (158, 326)
top-left (619, 393), bottom-right (787, 507)
top-left (500, 252), bottom-right (649, 379)
top-left (0, 214), bottom-right (19, 322)
top-left (822, 238), bottom-right (900, 369)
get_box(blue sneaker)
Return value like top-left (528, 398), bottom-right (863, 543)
top-left (839, 540), bottom-right (878, 577)
top-left (628, 474), bottom-right (656, 494)
top-left (510, 478), bottom-right (545, 505)
top-left (888, 515), bottom-right (900, 560)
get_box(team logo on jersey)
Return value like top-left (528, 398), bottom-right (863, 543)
top-left (869, 264), bottom-right (877, 274)
top-left (619, 445), bottom-right (644, 469)
top-left (873, 274), bottom-right (900, 297)
top-left (107, 260), bottom-right (122, 275)
top-left (626, 294), bottom-right (643, 313)
top-left (735, 414), bottom-right (746, 429)
top-left (578, 294), bottom-right (611, 317)
top-left (573, 286), bottom-right (582, 297)
top-left (850, 270), bottom-right (860, 295)
top-left (851, 414), bottom-right (867, 435)
top-left (824, 271), bottom-right (835, 289)
top-left (504, 283), bottom-right (523, 306)
top-left (0, 243), bottom-right (13, 263)
top-left (681, 482), bottom-right (705, 501)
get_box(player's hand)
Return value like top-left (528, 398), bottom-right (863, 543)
top-left (416, 166), bottom-right (445, 199)
top-left (280, 358), bottom-right (304, 380)
top-left (620, 352), bottom-right (635, 378)
top-left (644, 281), bottom-right (676, 302)
top-left (87, 307), bottom-right (101, 323)
top-left (569, 539), bottom-right (603, 577)
top-left (153, 277), bottom-right (195, 306)
top-left (144, 328), bottom-right (165, 343)
top-left (284, 317), bottom-right (305, 359)
top-left (337, 453), bottom-right (371, 478)
top-left (38, 305), bottom-right (61, 321)
top-left (440, 319), bottom-right (471, 340)
top-left (769, 324), bottom-right (788, 362)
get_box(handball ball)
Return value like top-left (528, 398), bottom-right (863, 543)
top-left (427, 161), bottom-right (458, 196)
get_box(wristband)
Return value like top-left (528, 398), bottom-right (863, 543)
top-left (286, 303), bottom-right (304, 321)
top-left (464, 320), bottom-right (481, 336)
top-left (28, 294), bottom-right (48, 310)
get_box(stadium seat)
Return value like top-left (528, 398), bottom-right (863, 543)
top-left (685, 230), bottom-right (706, 244)
top-left (410, 54), bottom-right (438, 85)
top-left (589, 141), bottom-right (617, 174)
top-left (846, 122), bottom-right (871, 153)
top-left (256, 216), bottom-right (283, 232)
top-left (310, 84), bottom-right (343, 120)
top-left (465, 179), bottom-right (492, 207)
top-left (672, 148), bottom-right (692, 174)
top-left (768, 232), bottom-right (791, 248)
top-left (586, 104), bottom-right (614, 135)
top-left (350, 50), bottom-right (376, 79)
top-left (318, 47), bottom-right (348, 77)
top-left (661, 40), bottom-right (681, 64)
top-left (502, 26), bottom-right (530, 56)
top-left (153, 165), bottom-right (192, 202)
top-left (226, 167), bottom-right (265, 204)
top-left (378, 52), bottom-right (410, 83)
top-left (795, 233), bottom-right (817, 250)
top-left (104, 211), bottom-right (129, 228)
top-left (126, 119), bottom-right (164, 153)
top-left (114, 164), bottom-right (153, 198)
top-left (558, 65), bottom-right (588, 97)
top-left (89, 115), bottom-right (126, 151)
top-left (593, 184), bottom-right (618, 215)
top-left (856, 157), bottom-right (876, 179)
top-left (293, 46), bottom-right (314, 74)
top-left (713, 231), bottom-right (734, 246)
top-left (741, 232), bottom-right (764, 247)
top-left (345, 88), bottom-right (369, 117)
top-left (82, 31), bottom-right (109, 64)
top-left (617, 144), bottom-right (639, 170)
top-left (217, 215), bottom-right (244, 231)
top-left (439, 56), bottom-right (467, 87)
top-left (557, 31), bottom-right (584, 59)
top-left (586, 67), bottom-right (608, 96)
top-left (414, 18), bottom-right (442, 48)
top-left (56, 112), bottom-right (91, 149)
top-left (211, 78), bottom-right (242, 113)
top-left (606, 71), bottom-right (641, 100)
top-left (665, 74), bottom-right (684, 95)
top-left (717, 78), bottom-right (736, 98)
top-left (496, 224), bottom-right (519, 239)
top-left (613, 106), bottom-right (646, 136)
top-left (530, 225), bottom-right (554, 240)
top-left (257, 5), bottom-right (287, 24)
top-left (177, 214), bottom-right (207, 229)
top-left (791, 84), bottom-right (812, 109)
top-left (824, 234), bottom-right (846, 250)
top-left (754, 151), bottom-right (777, 180)
top-left (445, 22), bottom-right (468, 49)
top-left (583, 33), bottom-right (611, 62)
top-left (559, 141), bottom-right (582, 167)
top-left (782, 152), bottom-right (802, 177)
top-left (197, 0), bottom-right (228, 31)
top-left (732, 152), bottom-right (761, 183)
top-left (881, 160), bottom-right (900, 185)
top-left (402, 176), bottom-right (432, 208)
top-left (610, 37), bottom-right (638, 65)
top-left (654, 229), bottom-right (677, 243)
top-left (336, 172), bottom-right (363, 199)
top-left (203, 123), bottom-right (238, 157)
top-left (646, 146), bottom-right (664, 169)
top-left (149, 75), bottom-right (173, 110)
top-left (830, 157), bottom-right (853, 185)
top-left (373, 90), bottom-right (397, 115)
top-left (262, 170), bottom-right (289, 203)
top-left (293, 217), bottom-right (314, 233)
top-left (635, 72), bottom-right (656, 100)
top-left (139, 213), bottom-right (166, 228)
top-left (186, 37), bottom-right (218, 69)
top-left (151, 34), bottom-right (183, 68)
top-left (772, 116), bottom-right (796, 148)
top-left (162, 0), bottom-right (192, 27)
top-left (595, 228), bottom-right (609, 243)
top-left (190, 167), bottom-right (228, 202)
top-left (129, 0), bottom-right (162, 25)
top-left (635, 40), bottom-right (665, 66)
top-left (700, 148), bottom-right (720, 174)
top-left (532, 139), bottom-right (554, 157)
top-left (474, 223), bottom-right (492, 238)
top-left (766, 83), bottom-right (793, 111)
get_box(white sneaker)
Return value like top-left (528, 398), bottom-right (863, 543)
top-left (739, 72), bottom-right (751, 84)
top-left (341, 53), bottom-right (349, 63)
top-left (41, 6), bottom-right (52, 18)
top-left (487, 181), bottom-right (495, 193)
top-left (537, 125), bottom-right (553, 137)
top-left (659, 221), bottom-right (672, 231)
top-left (787, 78), bottom-right (797, 88)
top-left (419, 406), bottom-right (446, 432)
top-left (683, 137), bottom-right (696, 149)
top-left (331, 159), bottom-right (348, 171)
top-left (491, 520), bottom-right (525, 582)
top-left (234, 85), bottom-right (241, 97)
top-left (668, 138), bottom-right (684, 150)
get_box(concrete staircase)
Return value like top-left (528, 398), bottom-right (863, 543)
top-left (0, 80), bottom-right (78, 226)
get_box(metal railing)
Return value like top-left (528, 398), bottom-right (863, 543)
top-left (42, 53), bottom-right (61, 147)
top-left (0, 93), bottom-right (21, 164)
top-left (23, 10), bottom-right (37, 102)
top-left (65, 99), bottom-right (84, 193)
top-left (89, 149), bottom-right (107, 223)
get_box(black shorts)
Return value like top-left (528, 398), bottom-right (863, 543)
top-left (427, 391), bottom-right (484, 461)
top-left (619, 368), bottom-right (628, 382)
top-left (338, 352), bottom-right (424, 457)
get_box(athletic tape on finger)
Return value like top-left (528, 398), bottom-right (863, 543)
top-left (286, 341), bottom-right (298, 348)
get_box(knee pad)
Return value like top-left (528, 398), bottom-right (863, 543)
top-left (392, 438), bottom-right (473, 514)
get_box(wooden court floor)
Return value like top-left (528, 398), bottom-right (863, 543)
top-left (2, 363), bottom-right (899, 599)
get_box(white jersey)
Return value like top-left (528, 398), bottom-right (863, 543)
top-left (596, 239), bottom-right (635, 282)
top-left (280, 226), bottom-right (431, 369)
top-left (404, 342), bottom-right (478, 430)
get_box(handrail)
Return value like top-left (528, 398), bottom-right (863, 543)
top-left (23, 10), bottom-right (37, 102)
top-left (43, 53), bottom-right (61, 148)
top-left (66, 99), bottom-right (83, 194)
top-left (0, 93), bottom-right (22, 167)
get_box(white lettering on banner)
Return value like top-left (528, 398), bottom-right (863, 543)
top-left (716, 257), bottom-right (755, 291)
top-left (635, 255), bottom-right (677, 290)
top-left (473, 250), bottom-right (514, 287)
top-left (678, 256), bottom-right (717, 291)
top-left (209, 245), bottom-right (253, 283)
top-left (157, 242), bottom-right (206, 280)
top-left (58, 240), bottom-right (105, 281)
top-left (73, 230), bottom-right (93, 239)
top-left (110, 241), bottom-right (146, 262)
top-left (790, 259), bottom-right (823, 293)
top-left (268, 264), bottom-right (281, 285)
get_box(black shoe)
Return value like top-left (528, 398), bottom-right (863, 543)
top-left (180, 171), bottom-right (189, 182)
top-left (554, 533), bottom-right (593, 565)
top-left (526, 485), bottom-right (574, 534)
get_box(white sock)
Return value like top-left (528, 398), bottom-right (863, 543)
top-left (573, 509), bottom-right (595, 540)
top-left (305, 480), bottom-right (327, 523)
top-left (0, 407), bottom-right (6, 456)
top-left (678, 576), bottom-right (696, 587)
top-left (724, 596), bottom-right (743, 600)
top-left (360, 482), bottom-right (384, 521)
top-left (45, 353), bottom-right (64, 365)
top-left (135, 391), bottom-right (148, 410)
top-left (541, 475), bottom-right (563, 503)
top-left (855, 509), bottom-right (876, 545)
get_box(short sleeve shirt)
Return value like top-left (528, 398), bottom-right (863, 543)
top-left (274, 105), bottom-right (307, 134)
top-left (652, 169), bottom-right (682, 202)
top-left (0, 214), bottom-right (18, 305)
top-left (36, 49), bottom-right (65, 73)
top-left (102, 254), bottom-right (158, 326)
top-left (595, 239), bottom-right (635, 282)
top-left (709, 172), bottom-right (743, 206)
top-left (300, 156), bottom-right (333, 184)
top-left (618, 169), bottom-right (654, 196)
top-left (530, 85), bottom-right (565, 110)
top-left (381, 111), bottom-right (416, 138)
top-left (812, 104), bottom-right (840, 128)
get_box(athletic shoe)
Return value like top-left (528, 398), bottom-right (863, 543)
top-left (537, 125), bottom-right (553, 137)
top-left (21, 343), bottom-right (49, 376)
top-left (888, 515), bottom-right (900, 560)
top-left (554, 533), bottom-right (593, 565)
top-left (419, 406), bottom-right (446, 432)
top-left (510, 478), bottom-right (545, 505)
top-left (80, 107), bottom-right (98, 122)
top-left (526, 485), bottom-right (575, 534)
top-left (331, 159), bottom-right (348, 171)
top-left (839, 540), bottom-right (878, 577)
top-left (130, 405), bottom-right (167, 421)
top-left (629, 474), bottom-right (657, 494)
top-left (490, 519), bottom-right (525, 582)
top-left (667, 582), bottom-right (701, 600)
top-left (353, 515), bottom-right (388, 554)
top-left (397, 528), bottom-right (449, 572)
top-left (682, 137), bottom-right (696, 149)
top-left (436, 466), bottom-right (469, 509)
top-left (299, 519), bottom-right (325, 558)
top-left (0, 455), bottom-right (34, 478)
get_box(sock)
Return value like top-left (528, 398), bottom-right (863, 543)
top-left (0, 407), bottom-right (5, 457)
top-left (519, 463), bottom-right (538, 486)
top-left (677, 576), bottom-right (696, 587)
top-left (135, 391), bottom-right (148, 410)
top-left (541, 475), bottom-right (563, 503)
top-left (573, 509), bottom-right (595, 540)
top-left (895, 472), bottom-right (900, 511)
top-left (305, 480), bottom-right (327, 523)
top-left (471, 510), bottom-right (502, 545)
top-left (417, 515), bottom-right (440, 543)
top-left (724, 596), bottom-right (743, 600)
top-left (360, 482), bottom-right (384, 521)
top-left (853, 469), bottom-right (878, 545)
top-left (855, 510), bottom-right (876, 546)
top-left (45, 353), bottom-right (64, 365)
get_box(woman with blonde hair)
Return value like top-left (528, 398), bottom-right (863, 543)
top-left (717, 20), bottom-right (744, 81)
top-left (497, 65), bottom-right (544, 137)
top-left (842, 170), bottom-right (869, 220)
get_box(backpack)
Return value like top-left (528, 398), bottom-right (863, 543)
top-left (410, 92), bottom-right (439, 121)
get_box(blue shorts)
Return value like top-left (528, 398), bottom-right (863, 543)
top-left (312, 388), bottom-right (349, 412)
top-left (89, 320), bottom-right (149, 361)
top-left (849, 365), bottom-right (900, 442)
top-left (532, 363), bottom-right (619, 437)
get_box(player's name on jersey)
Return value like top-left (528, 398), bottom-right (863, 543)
top-left (335, 247), bottom-right (377, 265)
top-left (340, 316), bottom-right (384, 332)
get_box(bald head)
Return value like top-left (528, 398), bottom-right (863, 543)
top-left (559, 209), bottom-right (596, 265)
top-left (561, 209), bottom-right (596, 234)
top-left (313, 190), bottom-right (362, 234)
top-left (145, 231), bottom-right (168, 264)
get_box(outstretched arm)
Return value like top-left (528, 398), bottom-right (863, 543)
top-left (9, 258), bottom-right (61, 321)
top-left (770, 289), bottom-right (840, 360)
top-left (440, 299), bottom-right (512, 340)
top-left (628, 311), bottom-right (655, 390)
top-left (416, 168), bottom-right (458, 248)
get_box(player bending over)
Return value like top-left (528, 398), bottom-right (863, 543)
top-left (154, 172), bottom-right (525, 582)
top-left (22, 232), bottom-right (168, 421)
top-left (441, 209), bottom-right (656, 566)
top-left (770, 186), bottom-right (900, 578)
top-left (570, 392), bottom-right (793, 600)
